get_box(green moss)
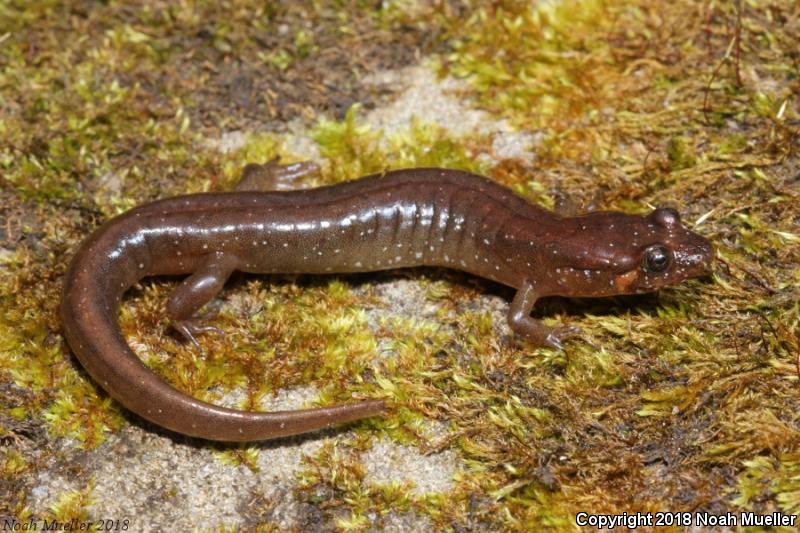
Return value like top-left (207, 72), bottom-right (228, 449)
top-left (47, 484), bottom-right (94, 524)
top-left (311, 104), bottom-right (383, 181)
top-left (733, 453), bottom-right (800, 518)
top-left (440, 0), bottom-right (611, 140)
top-left (2, 449), bottom-right (28, 478)
top-left (666, 136), bottom-right (697, 171)
top-left (718, 133), bottom-right (747, 155)
top-left (215, 447), bottom-right (261, 473)
top-left (311, 105), bottom-right (488, 184)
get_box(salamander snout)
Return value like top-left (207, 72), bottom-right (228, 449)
top-left (674, 232), bottom-right (714, 278)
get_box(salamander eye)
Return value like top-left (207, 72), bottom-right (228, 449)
top-left (642, 244), bottom-right (671, 273)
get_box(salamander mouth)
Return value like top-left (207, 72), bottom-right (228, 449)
top-left (614, 270), bottom-right (639, 292)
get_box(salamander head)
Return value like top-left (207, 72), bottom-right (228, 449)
top-left (543, 207), bottom-right (713, 297)
top-left (614, 207), bottom-right (713, 294)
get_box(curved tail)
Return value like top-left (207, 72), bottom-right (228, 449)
top-left (60, 252), bottom-right (386, 442)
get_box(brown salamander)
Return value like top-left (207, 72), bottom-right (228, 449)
top-left (60, 165), bottom-right (713, 442)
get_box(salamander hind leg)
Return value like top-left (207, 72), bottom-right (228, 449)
top-left (167, 254), bottom-right (238, 348)
top-left (236, 156), bottom-right (320, 192)
top-left (508, 281), bottom-right (582, 350)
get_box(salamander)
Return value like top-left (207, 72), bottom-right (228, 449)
top-left (60, 163), bottom-right (713, 442)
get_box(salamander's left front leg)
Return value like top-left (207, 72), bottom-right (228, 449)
top-left (507, 281), bottom-right (580, 350)
top-left (167, 253), bottom-right (239, 348)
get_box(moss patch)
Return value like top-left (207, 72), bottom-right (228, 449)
top-left (2, 0), bottom-right (799, 530)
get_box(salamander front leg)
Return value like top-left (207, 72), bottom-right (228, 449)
top-left (167, 254), bottom-right (238, 348)
top-left (507, 281), bottom-right (581, 350)
top-left (236, 156), bottom-right (320, 192)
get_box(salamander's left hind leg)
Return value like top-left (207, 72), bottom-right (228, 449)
top-left (236, 156), bottom-right (319, 192)
top-left (167, 253), bottom-right (239, 348)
